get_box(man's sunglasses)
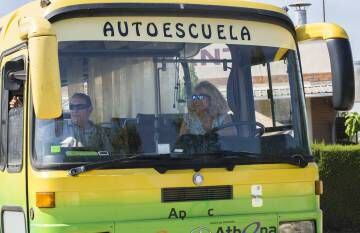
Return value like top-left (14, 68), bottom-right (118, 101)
top-left (192, 94), bottom-right (210, 101)
top-left (69, 104), bottom-right (90, 110)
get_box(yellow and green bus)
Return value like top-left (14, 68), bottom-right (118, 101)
top-left (0, 0), bottom-right (355, 232)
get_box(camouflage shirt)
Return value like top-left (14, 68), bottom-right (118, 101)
top-left (60, 120), bottom-right (112, 152)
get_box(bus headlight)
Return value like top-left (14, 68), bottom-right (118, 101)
top-left (279, 220), bottom-right (316, 233)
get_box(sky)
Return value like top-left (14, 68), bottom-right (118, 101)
top-left (261, 0), bottom-right (360, 61)
top-left (1, 0), bottom-right (359, 60)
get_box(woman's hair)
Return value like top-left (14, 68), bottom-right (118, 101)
top-left (190, 81), bottom-right (229, 118)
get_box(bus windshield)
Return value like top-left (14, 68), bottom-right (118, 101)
top-left (33, 40), bottom-right (310, 168)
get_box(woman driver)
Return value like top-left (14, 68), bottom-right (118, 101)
top-left (180, 81), bottom-right (233, 135)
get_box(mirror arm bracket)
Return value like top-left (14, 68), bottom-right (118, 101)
top-left (296, 23), bottom-right (348, 42)
top-left (18, 16), bottom-right (55, 40)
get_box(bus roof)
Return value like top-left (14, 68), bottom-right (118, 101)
top-left (0, 0), bottom-right (289, 52)
top-left (45, 0), bottom-right (286, 15)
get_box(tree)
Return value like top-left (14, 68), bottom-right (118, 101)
top-left (179, 64), bottom-right (199, 101)
top-left (189, 63), bottom-right (199, 86)
top-left (345, 112), bottom-right (360, 138)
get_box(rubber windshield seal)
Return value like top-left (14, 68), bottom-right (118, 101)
top-left (45, 3), bottom-right (296, 39)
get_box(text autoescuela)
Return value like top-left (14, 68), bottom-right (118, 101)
top-left (103, 21), bottom-right (251, 41)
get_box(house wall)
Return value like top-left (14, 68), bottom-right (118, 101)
top-left (298, 41), bottom-right (335, 143)
top-left (310, 97), bottom-right (336, 143)
top-left (352, 62), bottom-right (360, 113)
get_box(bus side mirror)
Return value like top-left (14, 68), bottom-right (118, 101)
top-left (296, 23), bottom-right (355, 111)
top-left (19, 17), bottom-right (62, 119)
top-left (29, 35), bottom-right (62, 119)
top-left (4, 60), bottom-right (26, 91)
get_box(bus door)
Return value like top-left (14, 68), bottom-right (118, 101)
top-left (0, 52), bottom-right (28, 233)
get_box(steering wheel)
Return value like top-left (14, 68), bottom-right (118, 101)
top-left (211, 121), bottom-right (265, 137)
top-left (255, 122), bottom-right (266, 137)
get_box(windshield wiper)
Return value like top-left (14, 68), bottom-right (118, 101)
top-left (68, 151), bottom-right (312, 176)
top-left (278, 154), bottom-right (310, 168)
top-left (68, 153), bottom-right (190, 176)
top-left (193, 151), bottom-right (311, 170)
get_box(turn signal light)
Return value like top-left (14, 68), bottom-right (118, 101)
top-left (36, 192), bottom-right (55, 208)
top-left (315, 180), bottom-right (323, 195)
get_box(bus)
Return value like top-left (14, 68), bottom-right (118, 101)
top-left (0, 0), bottom-right (355, 232)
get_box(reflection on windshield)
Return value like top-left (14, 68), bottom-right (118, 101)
top-left (34, 41), bottom-right (310, 166)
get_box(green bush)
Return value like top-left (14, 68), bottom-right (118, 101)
top-left (312, 144), bottom-right (360, 231)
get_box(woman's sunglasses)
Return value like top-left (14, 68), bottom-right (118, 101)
top-left (192, 94), bottom-right (210, 101)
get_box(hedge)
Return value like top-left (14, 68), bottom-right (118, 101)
top-left (312, 144), bottom-right (360, 231)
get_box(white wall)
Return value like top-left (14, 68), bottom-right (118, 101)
top-left (352, 61), bottom-right (360, 113)
top-left (298, 40), bottom-right (331, 74)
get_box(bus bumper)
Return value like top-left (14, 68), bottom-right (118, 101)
top-left (30, 211), bottom-right (322, 233)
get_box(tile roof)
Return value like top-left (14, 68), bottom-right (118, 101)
top-left (253, 81), bottom-right (332, 99)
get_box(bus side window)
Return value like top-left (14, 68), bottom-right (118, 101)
top-left (1, 58), bottom-right (26, 173)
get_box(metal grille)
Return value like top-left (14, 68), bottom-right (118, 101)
top-left (161, 185), bottom-right (233, 202)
